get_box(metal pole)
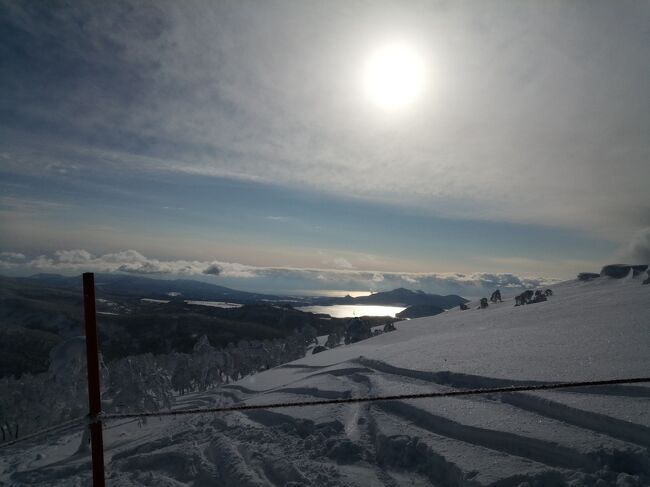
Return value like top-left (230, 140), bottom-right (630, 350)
top-left (83, 272), bottom-right (106, 487)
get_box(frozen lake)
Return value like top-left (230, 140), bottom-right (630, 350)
top-left (297, 304), bottom-right (405, 318)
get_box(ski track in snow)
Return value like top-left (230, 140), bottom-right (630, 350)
top-left (1, 277), bottom-right (649, 486)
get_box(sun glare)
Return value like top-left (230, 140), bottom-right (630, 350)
top-left (363, 42), bottom-right (427, 111)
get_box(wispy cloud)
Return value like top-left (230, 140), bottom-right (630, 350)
top-left (0, 196), bottom-right (69, 214)
top-left (1, 1), bottom-right (648, 240)
top-left (332, 257), bottom-right (354, 269)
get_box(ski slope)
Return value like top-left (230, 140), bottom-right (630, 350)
top-left (2, 275), bottom-right (649, 486)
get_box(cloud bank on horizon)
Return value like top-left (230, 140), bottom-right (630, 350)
top-left (0, 249), bottom-right (564, 297)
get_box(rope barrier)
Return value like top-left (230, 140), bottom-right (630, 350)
top-left (3, 377), bottom-right (649, 450)
top-left (98, 376), bottom-right (650, 422)
top-left (0, 415), bottom-right (86, 450)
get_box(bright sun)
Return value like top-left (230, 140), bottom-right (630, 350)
top-left (363, 42), bottom-right (427, 111)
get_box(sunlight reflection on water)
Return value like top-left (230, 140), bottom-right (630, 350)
top-left (297, 305), bottom-right (405, 318)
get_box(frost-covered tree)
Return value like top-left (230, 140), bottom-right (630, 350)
top-left (108, 355), bottom-right (173, 414)
top-left (0, 330), bottom-right (316, 442)
top-left (325, 330), bottom-right (342, 348)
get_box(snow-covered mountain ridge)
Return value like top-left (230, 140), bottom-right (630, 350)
top-left (2, 275), bottom-right (649, 486)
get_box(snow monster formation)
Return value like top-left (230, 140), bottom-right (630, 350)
top-left (579, 264), bottom-right (649, 285)
top-left (515, 290), bottom-right (535, 306)
top-left (578, 272), bottom-right (600, 281)
top-left (514, 289), bottom-right (552, 306)
top-left (600, 264), bottom-right (648, 279)
top-left (489, 289), bottom-right (502, 303)
top-left (325, 330), bottom-right (343, 348)
top-left (344, 317), bottom-right (372, 344)
top-left (532, 290), bottom-right (547, 303)
top-left (383, 322), bottom-right (396, 333)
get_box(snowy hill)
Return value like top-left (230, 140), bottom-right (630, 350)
top-left (2, 276), bottom-right (649, 486)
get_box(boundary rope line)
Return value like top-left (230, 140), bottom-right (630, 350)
top-left (98, 376), bottom-right (650, 422)
top-left (0, 416), bottom-right (86, 450)
top-left (3, 377), bottom-right (649, 450)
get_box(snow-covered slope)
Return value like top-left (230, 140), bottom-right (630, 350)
top-left (2, 277), bottom-right (649, 486)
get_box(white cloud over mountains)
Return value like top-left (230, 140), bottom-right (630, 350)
top-left (623, 227), bottom-right (650, 264)
top-left (0, 251), bottom-right (25, 261)
top-left (0, 248), bottom-right (560, 296)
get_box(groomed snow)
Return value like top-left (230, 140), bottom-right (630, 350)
top-left (2, 276), bottom-right (649, 486)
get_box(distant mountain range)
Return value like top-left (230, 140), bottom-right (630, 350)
top-left (16, 273), bottom-right (283, 303)
top-left (14, 275), bottom-right (468, 309)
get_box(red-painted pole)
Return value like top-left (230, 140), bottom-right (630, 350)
top-left (83, 273), bottom-right (106, 487)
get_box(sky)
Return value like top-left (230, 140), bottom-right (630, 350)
top-left (1, 0), bottom-right (649, 296)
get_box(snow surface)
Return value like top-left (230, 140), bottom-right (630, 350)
top-left (2, 276), bottom-right (649, 486)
